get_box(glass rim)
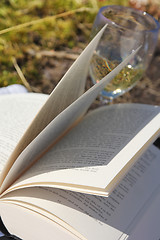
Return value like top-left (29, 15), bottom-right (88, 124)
top-left (98, 5), bottom-right (160, 33)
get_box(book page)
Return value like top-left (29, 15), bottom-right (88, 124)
top-left (0, 202), bottom-right (80, 240)
top-left (127, 186), bottom-right (160, 240)
top-left (7, 103), bottom-right (160, 195)
top-left (0, 38), bottom-right (140, 193)
top-left (0, 24), bottom-right (107, 185)
top-left (0, 93), bottom-right (48, 173)
top-left (1, 145), bottom-right (160, 240)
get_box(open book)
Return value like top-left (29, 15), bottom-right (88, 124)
top-left (0, 25), bottom-right (159, 240)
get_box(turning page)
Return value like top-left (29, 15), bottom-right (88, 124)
top-left (0, 24), bottom-right (108, 186)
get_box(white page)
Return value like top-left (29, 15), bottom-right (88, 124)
top-left (0, 202), bottom-right (80, 240)
top-left (0, 32), bottom-right (140, 193)
top-left (0, 94), bottom-right (48, 172)
top-left (127, 186), bottom-right (160, 240)
top-left (8, 103), bottom-right (160, 195)
top-left (1, 145), bottom-right (160, 240)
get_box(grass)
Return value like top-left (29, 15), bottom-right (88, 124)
top-left (0, 0), bottom-right (129, 89)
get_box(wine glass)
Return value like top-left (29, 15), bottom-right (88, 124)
top-left (89, 5), bottom-right (160, 103)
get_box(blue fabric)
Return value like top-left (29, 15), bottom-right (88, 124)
top-left (0, 85), bottom-right (27, 95)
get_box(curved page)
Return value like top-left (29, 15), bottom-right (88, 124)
top-left (0, 24), bottom-right (108, 186)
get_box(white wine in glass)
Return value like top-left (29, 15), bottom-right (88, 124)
top-left (89, 5), bottom-right (160, 102)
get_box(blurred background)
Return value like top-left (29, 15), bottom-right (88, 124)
top-left (0, 0), bottom-right (159, 105)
